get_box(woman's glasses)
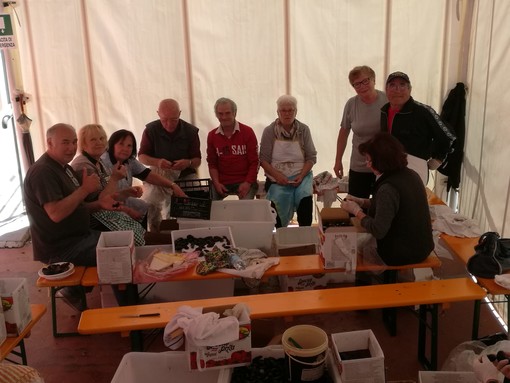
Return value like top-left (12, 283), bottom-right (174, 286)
top-left (352, 78), bottom-right (371, 89)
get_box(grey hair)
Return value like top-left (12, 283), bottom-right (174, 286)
top-left (46, 123), bottom-right (74, 139)
top-left (214, 97), bottom-right (237, 114)
top-left (348, 65), bottom-right (376, 83)
top-left (276, 95), bottom-right (297, 109)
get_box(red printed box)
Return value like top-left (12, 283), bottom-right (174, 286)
top-left (187, 305), bottom-right (251, 371)
top-left (0, 278), bottom-right (32, 337)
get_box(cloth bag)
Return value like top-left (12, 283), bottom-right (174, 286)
top-left (467, 232), bottom-right (510, 278)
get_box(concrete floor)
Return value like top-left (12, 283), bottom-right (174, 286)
top-left (0, 240), bottom-right (505, 383)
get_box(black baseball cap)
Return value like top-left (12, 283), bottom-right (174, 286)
top-left (386, 71), bottom-right (410, 84)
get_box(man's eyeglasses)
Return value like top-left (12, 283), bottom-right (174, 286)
top-left (278, 109), bottom-right (296, 114)
top-left (352, 78), bottom-right (371, 89)
top-left (387, 82), bottom-right (409, 91)
top-left (159, 111), bottom-right (181, 123)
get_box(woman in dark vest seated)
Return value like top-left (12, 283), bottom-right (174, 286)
top-left (341, 132), bottom-right (433, 266)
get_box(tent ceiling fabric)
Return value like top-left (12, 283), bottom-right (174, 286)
top-left (12, 0), bottom-right (509, 235)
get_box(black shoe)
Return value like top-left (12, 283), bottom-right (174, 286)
top-left (56, 287), bottom-right (87, 312)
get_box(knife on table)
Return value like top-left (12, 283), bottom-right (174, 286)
top-left (119, 313), bottom-right (160, 318)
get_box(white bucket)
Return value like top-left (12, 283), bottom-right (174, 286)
top-left (282, 325), bottom-right (329, 382)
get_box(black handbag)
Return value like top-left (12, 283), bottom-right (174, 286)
top-left (467, 232), bottom-right (510, 278)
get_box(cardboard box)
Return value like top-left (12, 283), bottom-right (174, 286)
top-left (177, 200), bottom-right (275, 253)
top-left (96, 231), bottom-right (135, 284)
top-left (0, 278), bottom-right (32, 337)
top-left (275, 226), bottom-right (354, 288)
top-left (275, 226), bottom-right (318, 256)
top-left (111, 351), bottom-right (222, 383)
top-left (318, 221), bottom-right (358, 271)
top-left (187, 305), bottom-right (252, 371)
top-left (217, 345), bottom-right (343, 382)
top-left (317, 205), bottom-right (375, 271)
top-left (418, 371), bottom-right (477, 382)
top-left (320, 207), bottom-right (351, 227)
top-left (332, 329), bottom-right (384, 383)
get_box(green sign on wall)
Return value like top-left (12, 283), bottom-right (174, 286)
top-left (0, 14), bottom-right (16, 49)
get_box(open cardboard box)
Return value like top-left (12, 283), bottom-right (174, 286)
top-left (96, 231), bottom-right (134, 284)
top-left (186, 304), bottom-right (252, 371)
top-left (331, 329), bottom-right (385, 383)
top-left (0, 278), bottom-right (32, 337)
top-left (317, 206), bottom-right (357, 271)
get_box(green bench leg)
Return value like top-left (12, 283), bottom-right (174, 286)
top-left (4, 338), bottom-right (27, 365)
top-left (130, 331), bottom-right (144, 351)
top-left (472, 299), bottom-right (481, 340)
top-left (418, 303), bottom-right (438, 370)
top-left (50, 286), bottom-right (86, 337)
top-left (382, 270), bottom-right (398, 336)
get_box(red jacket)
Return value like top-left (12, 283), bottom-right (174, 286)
top-left (206, 122), bottom-right (259, 185)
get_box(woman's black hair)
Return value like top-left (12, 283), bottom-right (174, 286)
top-left (107, 129), bottom-right (138, 159)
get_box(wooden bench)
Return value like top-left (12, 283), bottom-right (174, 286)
top-left (83, 252), bottom-right (441, 335)
top-left (78, 277), bottom-right (484, 370)
top-left (1, 304), bottom-right (47, 364)
top-left (36, 266), bottom-right (86, 337)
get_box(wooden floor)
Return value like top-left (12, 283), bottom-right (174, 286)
top-left (0, 241), bottom-right (505, 383)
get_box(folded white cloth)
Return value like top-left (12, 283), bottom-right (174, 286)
top-left (163, 303), bottom-right (249, 350)
top-left (186, 312), bottom-right (239, 347)
top-left (430, 205), bottom-right (483, 238)
top-left (313, 171), bottom-right (341, 207)
top-left (163, 305), bottom-right (201, 350)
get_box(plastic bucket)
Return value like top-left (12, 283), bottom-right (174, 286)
top-left (282, 325), bottom-right (328, 382)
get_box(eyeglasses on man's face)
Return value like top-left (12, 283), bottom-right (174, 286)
top-left (352, 77), bottom-right (371, 89)
top-left (278, 109), bottom-right (296, 114)
top-left (159, 110), bottom-right (181, 124)
top-left (387, 82), bottom-right (409, 91)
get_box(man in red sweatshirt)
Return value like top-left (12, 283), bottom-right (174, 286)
top-left (206, 97), bottom-right (259, 200)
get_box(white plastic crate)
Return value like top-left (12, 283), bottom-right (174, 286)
top-left (177, 200), bottom-right (276, 253)
top-left (111, 351), bottom-right (221, 383)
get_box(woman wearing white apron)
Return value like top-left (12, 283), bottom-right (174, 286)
top-left (260, 95), bottom-right (317, 227)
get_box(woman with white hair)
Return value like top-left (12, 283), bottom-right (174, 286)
top-left (259, 95), bottom-right (317, 227)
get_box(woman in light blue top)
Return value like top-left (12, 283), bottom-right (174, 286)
top-left (101, 129), bottom-right (186, 220)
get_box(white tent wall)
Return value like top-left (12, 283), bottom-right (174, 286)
top-left (14, 0), bottom-right (454, 175)
top-left (461, 0), bottom-right (510, 237)
top-left (11, 0), bottom-right (508, 236)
